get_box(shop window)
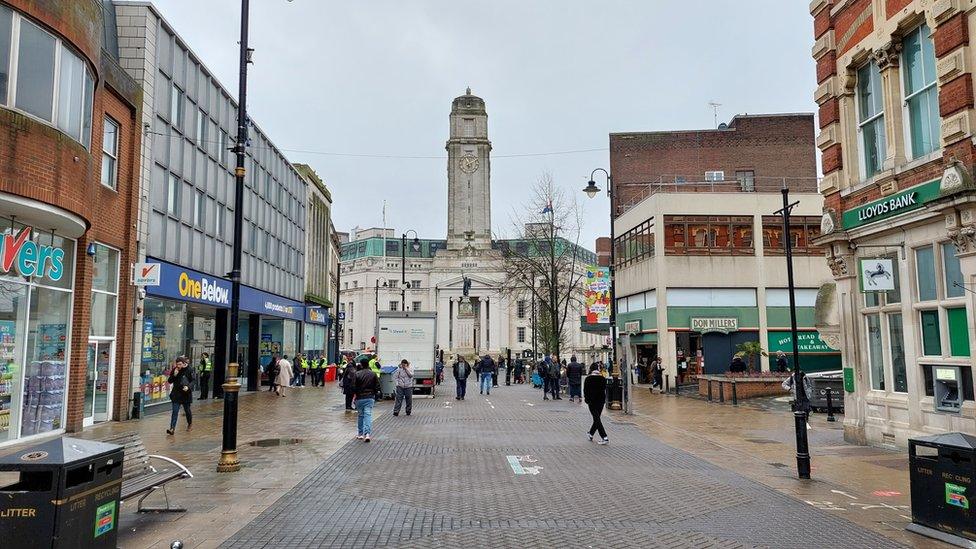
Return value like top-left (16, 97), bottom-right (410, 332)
top-left (0, 281), bottom-right (28, 442)
top-left (517, 327), bottom-right (526, 343)
top-left (920, 310), bottom-right (941, 356)
top-left (100, 117), bottom-right (119, 190)
top-left (902, 24), bottom-right (939, 159)
top-left (857, 61), bottom-right (886, 178)
top-left (889, 314), bottom-right (907, 393)
top-left (948, 307), bottom-right (970, 357)
top-left (866, 314), bottom-right (884, 390)
top-left (943, 243), bottom-right (964, 298)
top-left (915, 246), bottom-right (937, 301)
top-left (22, 286), bottom-right (71, 437)
top-left (663, 215), bottom-right (751, 256)
top-left (761, 216), bottom-right (822, 255)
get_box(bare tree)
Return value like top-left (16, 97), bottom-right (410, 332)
top-left (497, 172), bottom-right (588, 359)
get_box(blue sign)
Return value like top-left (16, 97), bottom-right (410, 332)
top-left (337, 312), bottom-right (346, 321)
top-left (240, 285), bottom-right (305, 321)
top-left (305, 306), bottom-right (330, 325)
top-left (145, 258), bottom-right (232, 308)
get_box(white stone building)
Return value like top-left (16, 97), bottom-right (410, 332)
top-left (337, 90), bottom-right (604, 361)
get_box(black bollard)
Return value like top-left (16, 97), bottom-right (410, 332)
top-left (719, 381), bottom-right (725, 403)
top-left (665, 374), bottom-right (670, 394)
top-left (707, 379), bottom-right (713, 402)
top-left (826, 387), bottom-right (836, 422)
top-left (731, 379), bottom-right (738, 406)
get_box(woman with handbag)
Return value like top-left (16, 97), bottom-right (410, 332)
top-left (166, 356), bottom-right (194, 435)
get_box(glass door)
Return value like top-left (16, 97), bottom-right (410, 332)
top-left (84, 340), bottom-right (113, 426)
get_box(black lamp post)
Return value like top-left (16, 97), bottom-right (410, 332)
top-left (374, 277), bottom-right (388, 316)
top-left (401, 230), bottom-right (420, 311)
top-left (775, 187), bottom-right (811, 480)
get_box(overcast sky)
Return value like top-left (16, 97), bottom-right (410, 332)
top-left (147, 0), bottom-right (817, 248)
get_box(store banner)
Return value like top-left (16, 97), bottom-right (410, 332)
top-left (841, 179), bottom-right (941, 229)
top-left (767, 331), bottom-right (837, 354)
top-left (585, 265), bottom-right (611, 324)
top-left (145, 258), bottom-right (232, 308)
top-left (240, 286), bottom-right (305, 321)
top-left (305, 306), bottom-right (330, 325)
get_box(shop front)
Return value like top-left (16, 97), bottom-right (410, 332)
top-left (239, 286), bottom-right (304, 390)
top-left (304, 306), bottom-right (330, 361)
top-left (140, 258), bottom-right (231, 408)
top-left (766, 331), bottom-right (841, 373)
top-left (0, 219), bottom-right (76, 444)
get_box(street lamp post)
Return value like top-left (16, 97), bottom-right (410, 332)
top-left (584, 168), bottom-right (627, 413)
top-left (374, 277), bottom-right (388, 315)
top-left (217, 0), bottom-right (253, 474)
top-left (331, 264), bottom-right (341, 364)
top-left (775, 187), bottom-right (812, 480)
top-left (401, 230), bottom-right (420, 311)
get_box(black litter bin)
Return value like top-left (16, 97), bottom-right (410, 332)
top-left (606, 377), bottom-right (623, 410)
top-left (909, 432), bottom-right (976, 543)
top-left (0, 437), bottom-right (124, 549)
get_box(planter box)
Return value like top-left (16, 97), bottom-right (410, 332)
top-left (697, 374), bottom-right (790, 401)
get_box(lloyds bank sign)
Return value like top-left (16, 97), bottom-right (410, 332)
top-left (842, 179), bottom-right (941, 229)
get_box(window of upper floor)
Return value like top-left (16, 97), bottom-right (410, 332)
top-left (663, 215), bottom-right (752, 256)
top-left (856, 60), bottom-right (886, 179)
top-left (901, 23), bottom-right (939, 160)
top-left (0, 6), bottom-right (94, 148)
top-left (760, 216), bottom-right (823, 256)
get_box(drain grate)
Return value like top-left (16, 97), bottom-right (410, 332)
top-left (768, 462), bottom-right (788, 468)
top-left (247, 438), bottom-right (304, 447)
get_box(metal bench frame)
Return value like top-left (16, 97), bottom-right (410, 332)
top-left (100, 432), bottom-right (193, 513)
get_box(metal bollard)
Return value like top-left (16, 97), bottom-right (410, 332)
top-left (731, 379), bottom-right (738, 406)
top-left (707, 380), bottom-right (713, 402)
top-left (826, 387), bottom-right (836, 422)
top-left (665, 374), bottom-right (670, 394)
top-left (719, 381), bottom-right (725, 403)
top-left (675, 377), bottom-right (679, 396)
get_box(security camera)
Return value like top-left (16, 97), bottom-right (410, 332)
top-left (138, 288), bottom-right (147, 300)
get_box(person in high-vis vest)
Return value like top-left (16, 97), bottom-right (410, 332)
top-left (368, 355), bottom-right (381, 378)
top-left (314, 356), bottom-right (324, 386)
top-left (295, 354), bottom-right (307, 387)
top-left (198, 352), bottom-right (213, 399)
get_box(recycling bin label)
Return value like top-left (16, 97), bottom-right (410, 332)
top-left (946, 482), bottom-right (970, 510)
top-left (94, 501), bottom-right (115, 538)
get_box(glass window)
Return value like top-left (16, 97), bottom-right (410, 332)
top-left (215, 205), bottom-right (223, 240)
top-left (944, 242), bottom-right (965, 298)
top-left (866, 314), bottom-right (884, 390)
top-left (920, 309), bottom-right (941, 356)
top-left (857, 62), bottom-right (886, 178)
top-left (167, 174), bottom-right (179, 216)
top-left (170, 83), bottom-right (183, 128)
top-left (412, 301), bottom-right (422, 312)
top-left (903, 24), bottom-right (940, 159)
top-left (194, 190), bottom-right (203, 227)
top-left (139, 298), bottom-right (186, 407)
top-left (389, 301), bottom-right (398, 311)
top-left (196, 109), bottom-right (206, 146)
top-left (101, 117), bottom-right (119, 189)
top-left (888, 314), bottom-right (907, 393)
top-left (864, 291), bottom-right (881, 308)
top-left (90, 293), bottom-right (117, 338)
top-left (885, 254), bottom-right (901, 304)
top-left (736, 170), bottom-right (755, 191)
top-left (0, 281), bottom-right (28, 442)
top-left (91, 245), bottom-right (119, 293)
top-left (948, 307), bottom-right (970, 357)
top-left (22, 286), bottom-right (71, 437)
top-left (56, 44), bottom-right (85, 141)
top-left (0, 7), bottom-right (12, 101)
top-left (915, 245), bottom-right (937, 301)
top-left (15, 18), bottom-right (55, 122)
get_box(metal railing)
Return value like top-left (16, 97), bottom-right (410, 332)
top-left (615, 175), bottom-right (822, 216)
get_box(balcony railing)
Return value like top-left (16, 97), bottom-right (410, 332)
top-left (615, 175), bottom-right (821, 216)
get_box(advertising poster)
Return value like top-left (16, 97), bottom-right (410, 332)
top-left (585, 266), bottom-right (611, 324)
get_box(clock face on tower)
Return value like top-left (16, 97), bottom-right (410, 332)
top-left (459, 154), bottom-right (479, 174)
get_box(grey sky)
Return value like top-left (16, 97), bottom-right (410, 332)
top-left (148, 0), bottom-right (817, 249)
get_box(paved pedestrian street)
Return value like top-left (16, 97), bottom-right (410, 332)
top-left (212, 379), bottom-right (910, 549)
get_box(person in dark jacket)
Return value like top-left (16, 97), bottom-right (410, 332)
top-left (548, 354), bottom-right (562, 400)
top-left (341, 355), bottom-right (357, 411)
top-left (566, 356), bottom-right (584, 402)
top-left (453, 356), bottom-right (472, 400)
top-left (651, 357), bottom-right (664, 393)
top-left (583, 364), bottom-right (609, 444)
top-left (267, 355), bottom-right (280, 392)
top-left (353, 358), bottom-right (379, 442)
top-left (166, 356), bottom-right (195, 435)
top-left (493, 355), bottom-right (502, 387)
top-left (514, 359), bottom-right (525, 384)
top-left (729, 355), bottom-right (747, 374)
top-left (775, 351), bottom-right (789, 372)
top-left (539, 356), bottom-right (553, 400)
top-left (478, 355), bottom-right (495, 395)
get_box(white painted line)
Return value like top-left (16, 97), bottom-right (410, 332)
top-left (506, 455), bottom-right (543, 475)
top-left (506, 455), bottom-right (525, 474)
top-left (831, 490), bottom-right (858, 500)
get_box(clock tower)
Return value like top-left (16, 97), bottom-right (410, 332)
top-left (446, 88), bottom-right (492, 251)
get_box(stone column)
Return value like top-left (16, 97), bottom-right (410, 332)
top-left (436, 291), bottom-right (448, 352)
top-left (872, 41), bottom-right (907, 170)
top-left (478, 297), bottom-right (488, 353)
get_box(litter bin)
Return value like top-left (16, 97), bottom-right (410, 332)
top-left (808, 373), bottom-right (844, 413)
top-left (379, 366), bottom-right (397, 399)
top-left (0, 437), bottom-right (124, 548)
top-left (324, 365), bottom-right (337, 383)
top-left (606, 377), bottom-right (623, 410)
top-left (908, 432), bottom-right (976, 543)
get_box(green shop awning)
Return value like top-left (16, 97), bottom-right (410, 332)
top-left (624, 332), bottom-right (657, 345)
top-left (767, 331), bottom-right (838, 354)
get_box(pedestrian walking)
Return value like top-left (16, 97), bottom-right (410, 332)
top-left (492, 354), bottom-right (501, 387)
top-left (583, 364), bottom-right (609, 444)
top-left (513, 358), bottom-right (525, 384)
top-left (478, 354), bottom-right (495, 395)
top-left (435, 359), bottom-right (444, 385)
top-left (548, 354), bottom-right (562, 400)
top-left (266, 355), bottom-right (280, 392)
top-left (775, 350), bottom-right (789, 373)
top-left (539, 356), bottom-right (552, 399)
top-left (566, 356), bottom-right (584, 403)
top-left (393, 359), bottom-right (413, 416)
top-left (341, 355), bottom-right (357, 411)
top-left (166, 356), bottom-right (194, 435)
top-left (353, 358), bottom-right (379, 442)
top-left (197, 352), bottom-right (213, 400)
top-left (650, 357), bottom-right (664, 393)
top-left (453, 356), bottom-right (472, 400)
top-left (276, 355), bottom-right (293, 397)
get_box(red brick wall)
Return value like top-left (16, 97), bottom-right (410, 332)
top-left (822, 144), bottom-right (843, 174)
top-left (934, 13), bottom-right (969, 57)
top-left (816, 51), bottom-right (837, 83)
top-left (819, 98), bottom-right (839, 129)
top-left (835, 0), bottom-right (873, 55)
top-left (609, 114), bottom-right (817, 211)
top-left (0, 1), bottom-right (141, 432)
top-left (939, 76), bottom-right (974, 118)
top-left (885, 0), bottom-right (912, 19)
top-left (813, 6), bottom-right (832, 39)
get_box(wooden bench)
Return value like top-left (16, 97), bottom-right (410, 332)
top-left (100, 432), bottom-right (192, 513)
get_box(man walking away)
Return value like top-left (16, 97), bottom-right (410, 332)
top-left (478, 355), bottom-right (494, 395)
top-left (267, 355), bottom-right (280, 392)
top-left (584, 364), bottom-right (609, 444)
top-left (393, 359), bottom-right (413, 416)
top-left (539, 357), bottom-right (551, 399)
top-left (342, 355), bottom-right (357, 411)
top-left (453, 356), bottom-right (472, 400)
top-left (566, 355), bottom-right (584, 403)
top-left (492, 355), bottom-right (501, 387)
top-left (353, 358), bottom-right (379, 442)
top-left (514, 358), bottom-right (525, 384)
top-left (651, 357), bottom-right (664, 393)
top-left (198, 352), bottom-right (213, 400)
top-left (549, 354), bottom-right (562, 400)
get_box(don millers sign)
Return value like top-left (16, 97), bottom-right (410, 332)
top-left (842, 179), bottom-right (941, 229)
top-left (690, 317), bottom-right (738, 334)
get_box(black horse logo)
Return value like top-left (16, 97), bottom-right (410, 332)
top-left (865, 262), bottom-right (892, 287)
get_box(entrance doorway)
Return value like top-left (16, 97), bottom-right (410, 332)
top-left (84, 340), bottom-right (114, 425)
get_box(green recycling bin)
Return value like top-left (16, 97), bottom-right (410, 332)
top-left (0, 437), bottom-right (123, 548)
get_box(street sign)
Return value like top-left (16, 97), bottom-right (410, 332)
top-left (132, 262), bottom-right (161, 286)
top-left (337, 312), bottom-right (346, 320)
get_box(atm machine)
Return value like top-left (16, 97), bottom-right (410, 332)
top-left (934, 366), bottom-right (963, 413)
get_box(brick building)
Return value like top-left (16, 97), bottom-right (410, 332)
top-left (0, 0), bottom-right (141, 446)
top-left (811, 0), bottom-right (976, 448)
top-left (608, 114), bottom-right (835, 385)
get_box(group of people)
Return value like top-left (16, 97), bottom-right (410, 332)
top-left (335, 354), bottom-right (416, 442)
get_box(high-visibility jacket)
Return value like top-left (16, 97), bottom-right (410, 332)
top-left (309, 359), bottom-right (319, 370)
top-left (201, 358), bottom-right (212, 372)
top-left (368, 358), bottom-right (381, 378)
top-left (300, 358), bottom-right (308, 371)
